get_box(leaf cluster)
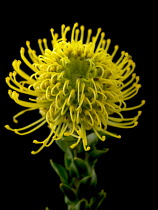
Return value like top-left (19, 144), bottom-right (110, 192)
top-left (50, 133), bottom-right (109, 209)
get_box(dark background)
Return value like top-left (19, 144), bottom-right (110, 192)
top-left (0, 2), bottom-right (155, 210)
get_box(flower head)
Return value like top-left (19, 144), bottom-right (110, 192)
top-left (5, 23), bottom-right (145, 154)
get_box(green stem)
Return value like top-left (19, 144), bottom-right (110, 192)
top-left (50, 133), bottom-right (108, 210)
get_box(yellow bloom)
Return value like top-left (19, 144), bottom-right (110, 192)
top-left (5, 23), bottom-right (145, 154)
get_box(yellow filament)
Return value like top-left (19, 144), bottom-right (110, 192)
top-left (115, 51), bottom-right (125, 65)
top-left (67, 89), bottom-right (75, 106)
top-left (26, 41), bottom-right (39, 63)
top-left (107, 121), bottom-right (138, 129)
top-left (12, 60), bottom-right (35, 83)
top-left (71, 22), bottom-right (79, 42)
top-left (31, 127), bottom-right (55, 154)
top-left (76, 94), bottom-right (85, 110)
top-left (38, 39), bottom-right (45, 55)
top-left (86, 29), bottom-right (92, 44)
top-left (101, 129), bottom-right (121, 139)
top-left (76, 79), bottom-right (80, 103)
top-left (64, 122), bottom-right (76, 137)
top-left (109, 111), bottom-right (142, 123)
top-left (63, 80), bottom-right (69, 95)
top-left (81, 123), bottom-right (90, 151)
top-left (80, 25), bottom-right (85, 43)
top-left (84, 97), bottom-right (93, 111)
top-left (58, 123), bottom-right (69, 138)
top-left (105, 39), bottom-right (111, 52)
top-left (93, 28), bottom-right (102, 46)
top-left (93, 128), bottom-right (106, 141)
top-left (75, 29), bottom-right (80, 42)
top-left (61, 98), bottom-right (68, 115)
top-left (95, 32), bottom-right (105, 52)
top-left (43, 38), bottom-right (48, 49)
top-left (51, 82), bottom-right (61, 96)
top-left (88, 86), bottom-right (97, 103)
top-left (76, 108), bottom-right (81, 124)
top-left (10, 91), bottom-right (48, 108)
top-left (70, 137), bottom-right (81, 149)
top-left (20, 48), bottom-right (38, 72)
top-left (6, 77), bottom-right (37, 97)
top-left (120, 73), bottom-right (136, 90)
top-left (111, 45), bottom-right (119, 60)
top-left (85, 110), bottom-right (94, 126)
top-left (61, 25), bottom-right (70, 40)
top-left (5, 117), bottom-right (46, 135)
top-left (122, 100), bottom-right (145, 111)
top-left (13, 108), bottom-right (37, 123)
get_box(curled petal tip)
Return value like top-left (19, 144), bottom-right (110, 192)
top-left (141, 100), bottom-right (146, 105)
top-left (74, 22), bottom-right (79, 27)
top-left (26, 40), bottom-right (30, 45)
top-left (4, 125), bottom-right (10, 129)
top-left (86, 146), bottom-right (91, 151)
top-left (138, 110), bottom-right (142, 116)
top-left (31, 151), bottom-right (36, 155)
top-left (38, 39), bottom-right (42, 43)
top-left (33, 140), bottom-right (39, 144)
top-left (102, 136), bottom-right (106, 141)
top-left (98, 28), bottom-right (102, 32)
top-left (5, 77), bottom-right (10, 82)
top-left (20, 47), bottom-right (25, 53)
top-left (13, 119), bottom-right (18, 123)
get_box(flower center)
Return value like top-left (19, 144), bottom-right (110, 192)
top-left (63, 57), bottom-right (90, 86)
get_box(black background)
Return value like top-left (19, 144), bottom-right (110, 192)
top-left (0, 2), bottom-right (155, 210)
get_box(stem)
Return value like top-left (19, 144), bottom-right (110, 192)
top-left (51, 134), bottom-right (108, 209)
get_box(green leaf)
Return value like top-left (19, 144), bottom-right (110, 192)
top-left (87, 132), bottom-right (98, 148)
top-left (64, 147), bottom-right (74, 170)
top-left (50, 159), bottom-right (68, 184)
top-left (77, 132), bottom-right (98, 153)
top-left (88, 148), bottom-right (109, 162)
top-left (90, 169), bottom-right (97, 188)
top-left (69, 160), bottom-right (79, 178)
top-left (76, 176), bottom-right (92, 199)
top-left (55, 136), bottom-right (76, 152)
top-left (60, 183), bottom-right (77, 202)
top-left (75, 198), bottom-right (90, 210)
top-left (91, 189), bottom-right (107, 209)
top-left (73, 157), bottom-right (89, 177)
top-left (96, 189), bottom-right (107, 209)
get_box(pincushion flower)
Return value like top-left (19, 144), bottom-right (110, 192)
top-left (5, 23), bottom-right (145, 154)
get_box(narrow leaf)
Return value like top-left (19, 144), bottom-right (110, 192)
top-left (92, 189), bottom-right (107, 209)
top-left (73, 157), bottom-right (89, 177)
top-left (50, 159), bottom-right (68, 184)
top-left (90, 169), bottom-right (97, 188)
top-left (69, 160), bottom-right (79, 178)
top-left (76, 176), bottom-right (92, 199)
top-left (89, 148), bottom-right (109, 161)
top-left (75, 198), bottom-right (90, 210)
top-left (96, 189), bottom-right (107, 209)
top-left (78, 132), bottom-right (98, 153)
top-left (60, 183), bottom-right (77, 202)
top-left (55, 137), bottom-right (76, 152)
top-left (87, 132), bottom-right (98, 148)
top-left (64, 147), bottom-right (73, 170)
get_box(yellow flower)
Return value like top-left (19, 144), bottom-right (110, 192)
top-left (5, 23), bottom-right (145, 154)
